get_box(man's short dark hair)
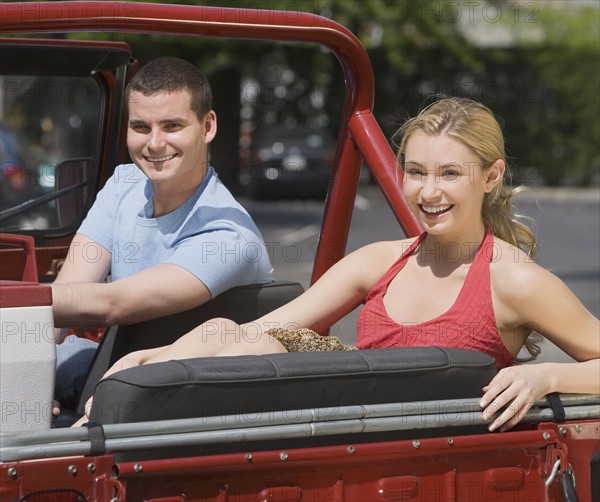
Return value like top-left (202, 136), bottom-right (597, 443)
top-left (125, 56), bottom-right (212, 120)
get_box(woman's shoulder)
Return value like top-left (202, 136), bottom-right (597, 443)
top-left (353, 236), bottom-right (420, 262)
top-left (343, 237), bottom-right (420, 292)
top-left (489, 236), bottom-right (550, 299)
top-left (489, 236), bottom-right (534, 263)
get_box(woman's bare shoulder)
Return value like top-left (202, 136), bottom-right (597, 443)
top-left (344, 237), bottom-right (419, 291)
top-left (353, 237), bottom-right (419, 262)
top-left (490, 237), bottom-right (552, 299)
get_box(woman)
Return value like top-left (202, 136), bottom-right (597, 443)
top-left (94, 98), bottom-right (599, 432)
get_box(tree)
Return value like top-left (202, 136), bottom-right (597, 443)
top-left (63, 0), bottom-right (598, 186)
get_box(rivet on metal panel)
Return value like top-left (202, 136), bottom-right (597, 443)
top-left (347, 445), bottom-right (355, 454)
top-left (447, 438), bottom-right (454, 445)
top-left (68, 465), bottom-right (78, 476)
top-left (412, 440), bottom-right (421, 449)
top-left (574, 425), bottom-right (582, 433)
top-left (559, 427), bottom-right (567, 436)
top-left (134, 463), bottom-right (143, 473)
top-left (543, 432), bottom-right (551, 440)
top-left (7, 467), bottom-right (17, 479)
top-left (87, 462), bottom-right (96, 474)
top-left (280, 452), bottom-right (289, 461)
top-left (245, 453), bottom-right (253, 462)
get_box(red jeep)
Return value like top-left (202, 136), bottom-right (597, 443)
top-left (0, 3), bottom-right (598, 501)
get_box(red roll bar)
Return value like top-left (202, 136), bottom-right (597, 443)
top-left (0, 2), bottom-right (422, 283)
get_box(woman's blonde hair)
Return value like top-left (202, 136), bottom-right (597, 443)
top-left (395, 97), bottom-right (536, 256)
top-left (394, 97), bottom-right (541, 359)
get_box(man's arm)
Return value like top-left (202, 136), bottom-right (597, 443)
top-left (53, 233), bottom-right (212, 328)
top-left (52, 263), bottom-right (212, 328)
top-left (54, 233), bottom-right (112, 284)
top-left (52, 233), bottom-right (113, 341)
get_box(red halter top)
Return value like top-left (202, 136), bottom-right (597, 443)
top-left (356, 229), bottom-right (514, 370)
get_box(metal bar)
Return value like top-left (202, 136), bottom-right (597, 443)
top-left (0, 180), bottom-right (89, 222)
top-left (550, 394), bottom-right (600, 406)
top-left (0, 2), bottom-right (383, 281)
top-left (312, 129), bottom-right (364, 283)
top-left (2, 394), bottom-right (598, 447)
top-left (2, 403), bottom-right (598, 462)
top-left (2, 399), bottom-right (475, 447)
top-left (349, 112), bottom-right (422, 237)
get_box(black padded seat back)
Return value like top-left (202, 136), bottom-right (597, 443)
top-left (92, 347), bottom-right (495, 425)
top-left (109, 280), bottom-right (304, 360)
top-left (77, 280), bottom-right (304, 415)
top-left (90, 347), bottom-right (496, 460)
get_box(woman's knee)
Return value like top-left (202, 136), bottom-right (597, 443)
top-left (196, 317), bottom-right (243, 345)
top-left (215, 329), bottom-right (287, 356)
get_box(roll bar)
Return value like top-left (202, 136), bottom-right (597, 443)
top-left (2, 394), bottom-right (598, 462)
top-left (0, 2), bottom-right (422, 283)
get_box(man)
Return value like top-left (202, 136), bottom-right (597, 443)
top-left (52, 57), bottom-right (273, 411)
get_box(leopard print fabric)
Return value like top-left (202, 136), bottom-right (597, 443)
top-left (266, 328), bottom-right (357, 352)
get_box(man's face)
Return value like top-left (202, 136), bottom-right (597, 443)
top-left (127, 90), bottom-right (216, 192)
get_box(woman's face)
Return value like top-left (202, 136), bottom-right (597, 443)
top-left (402, 131), bottom-right (495, 240)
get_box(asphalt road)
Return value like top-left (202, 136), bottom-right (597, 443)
top-left (242, 185), bottom-right (600, 364)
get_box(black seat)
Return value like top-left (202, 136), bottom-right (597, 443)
top-left (89, 347), bottom-right (497, 460)
top-left (76, 280), bottom-right (304, 415)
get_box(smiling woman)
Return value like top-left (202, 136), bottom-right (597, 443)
top-left (94, 97), bottom-right (599, 434)
top-left (395, 98), bottom-right (536, 258)
top-left (1, 3), bottom-right (598, 498)
top-left (402, 132), bottom-right (495, 240)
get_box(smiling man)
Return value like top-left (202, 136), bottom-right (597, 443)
top-left (51, 57), bottom-right (273, 413)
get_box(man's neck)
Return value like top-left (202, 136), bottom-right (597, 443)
top-left (150, 166), bottom-right (209, 217)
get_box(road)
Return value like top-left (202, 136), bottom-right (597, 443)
top-left (241, 185), bottom-right (600, 364)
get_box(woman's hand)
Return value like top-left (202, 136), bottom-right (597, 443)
top-left (479, 364), bottom-right (554, 432)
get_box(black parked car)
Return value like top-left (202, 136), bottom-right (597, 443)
top-left (240, 125), bottom-right (336, 199)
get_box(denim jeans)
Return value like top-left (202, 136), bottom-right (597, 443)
top-left (55, 335), bottom-right (98, 412)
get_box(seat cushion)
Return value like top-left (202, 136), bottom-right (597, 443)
top-left (91, 346), bottom-right (496, 424)
top-left (76, 281), bottom-right (304, 416)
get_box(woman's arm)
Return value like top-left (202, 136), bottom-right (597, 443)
top-left (112, 240), bottom-right (404, 365)
top-left (484, 258), bottom-right (600, 431)
top-left (481, 359), bottom-right (599, 431)
top-left (251, 241), bottom-right (397, 333)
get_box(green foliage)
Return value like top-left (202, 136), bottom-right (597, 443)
top-left (62, 0), bottom-right (597, 186)
top-left (521, 4), bottom-right (600, 184)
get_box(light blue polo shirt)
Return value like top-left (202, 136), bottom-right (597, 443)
top-left (78, 164), bottom-right (273, 296)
